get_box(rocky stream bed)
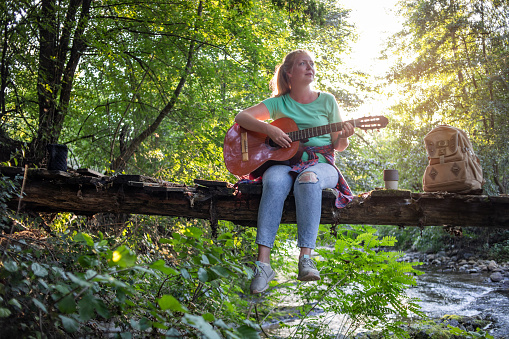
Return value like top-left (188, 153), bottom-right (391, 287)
top-left (264, 250), bottom-right (509, 338)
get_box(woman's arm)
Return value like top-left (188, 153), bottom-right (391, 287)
top-left (234, 103), bottom-right (292, 148)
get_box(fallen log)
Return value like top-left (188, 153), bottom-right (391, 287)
top-left (2, 167), bottom-right (509, 228)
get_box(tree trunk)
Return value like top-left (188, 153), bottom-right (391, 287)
top-left (32, 0), bottom-right (90, 165)
top-left (4, 167), bottom-right (509, 229)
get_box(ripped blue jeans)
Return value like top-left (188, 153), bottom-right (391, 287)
top-left (256, 163), bottom-right (339, 249)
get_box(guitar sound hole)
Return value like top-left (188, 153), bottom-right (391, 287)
top-left (266, 138), bottom-right (279, 148)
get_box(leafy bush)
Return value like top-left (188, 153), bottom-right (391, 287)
top-left (487, 240), bottom-right (509, 261)
top-left (0, 226), bottom-right (259, 338)
top-left (0, 174), bottom-right (20, 231)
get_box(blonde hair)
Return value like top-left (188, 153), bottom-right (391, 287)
top-left (269, 49), bottom-right (314, 97)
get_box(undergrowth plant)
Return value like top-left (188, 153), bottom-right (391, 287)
top-left (256, 224), bottom-right (424, 338)
top-left (1, 210), bottom-right (426, 339)
top-left (0, 225), bottom-right (259, 338)
top-left (0, 174), bottom-right (20, 232)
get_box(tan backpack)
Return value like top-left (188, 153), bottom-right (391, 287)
top-left (422, 125), bottom-right (484, 193)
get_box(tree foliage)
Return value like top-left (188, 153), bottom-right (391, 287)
top-left (384, 0), bottom-right (509, 194)
top-left (0, 0), bottom-right (355, 180)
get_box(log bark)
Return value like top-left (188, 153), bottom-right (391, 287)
top-left (3, 167), bottom-right (509, 228)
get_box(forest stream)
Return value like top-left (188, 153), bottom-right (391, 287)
top-left (404, 268), bottom-right (509, 338)
top-left (264, 263), bottom-right (509, 338)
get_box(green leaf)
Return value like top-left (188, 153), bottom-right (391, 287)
top-left (210, 266), bottom-right (230, 278)
top-left (200, 254), bottom-right (210, 265)
top-left (198, 268), bottom-right (209, 282)
top-left (0, 308), bottom-right (11, 318)
top-left (180, 268), bottom-right (191, 280)
top-left (171, 232), bottom-right (182, 241)
top-left (138, 317), bottom-right (152, 331)
top-left (183, 314), bottom-right (220, 339)
top-left (235, 325), bottom-right (259, 338)
top-left (165, 328), bottom-right (181, 337)
top-left (150, 259), bottom-right (165, 267)
top-left (94, 299), bottom-right (110, 319)
top-left (214, 319), bottom-right (228, 329)
top-left (31, 262), bottom-right (48, 277)
top-left (334, 239), bottom-right (347, 254)
top-left (55, 284), bottom-right (71, 294)
top-left (3, 260), bottom-right (18, 272)
top-left (110, 245), bottom-right (137, 268)
top-left (38, 278), bottom-right (49, 290)
top-left (84, 269), bottom-right (97, 280)
top-left (78, 294), bottom-right (95, 322)
top-left (59, 315), bottom-right (79, 333)
top-left (67, 273), bottom-right (92, 288)
top-left (184, 226), bottom-right (203, 239)
top-left (8, 298), bottom-right (22, 309)
top-left (32, 298), bottom-right (48, 313)
top-left (202, 312), bottom-right (215, 322)
top-left (75, 233), bottom-right (94, 246)
top-left (150, 260), bottom-right (179, 276)
top-left (217, 232), bottom-right (232, 240)
top-left (158, 294), bottom-right (188, 313)
top-left (57, 295), bottom-right (77, 314)
top-left (205, 253), bottom-right (221, 265)
top-left (78, 255), bottom-right (95, 268)
top-left (159, 238), bottom-right (172, 244)
top-left (133, 266), bottom-right (154, 275)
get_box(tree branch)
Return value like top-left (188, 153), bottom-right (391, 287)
top-left (110, 1), bottom-right (204, 171)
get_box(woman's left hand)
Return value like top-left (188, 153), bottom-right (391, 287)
top-left (340, 122), bottom-right (354, 138)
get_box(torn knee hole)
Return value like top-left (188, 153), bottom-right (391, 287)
top-left (298, 172), bottom-right (318, 183)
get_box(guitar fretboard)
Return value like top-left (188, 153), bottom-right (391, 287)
top-left (288, 119), bottom-right (357, 142)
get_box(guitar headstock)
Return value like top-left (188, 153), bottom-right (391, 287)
top-left (353, 115), bottom-right (389, 130)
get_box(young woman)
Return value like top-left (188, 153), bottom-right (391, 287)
top-left (234, 49), bottom-right (354, 294)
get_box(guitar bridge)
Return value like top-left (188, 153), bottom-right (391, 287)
top-left (241, 132), bottom-right (248, 161)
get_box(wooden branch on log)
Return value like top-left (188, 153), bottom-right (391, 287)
top-left (2, 167), bottom-right (509, 228)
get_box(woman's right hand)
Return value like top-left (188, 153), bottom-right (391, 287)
top-left (266, 124), bottom-right (292, 148)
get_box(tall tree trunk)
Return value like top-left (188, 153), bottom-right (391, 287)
top-left (32, 0), bottom-right (90, 165)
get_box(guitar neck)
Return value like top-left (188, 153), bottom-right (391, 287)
top-left (288, 119), bottom-right (357, 142)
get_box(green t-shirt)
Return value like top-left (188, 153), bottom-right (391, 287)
top-left (262, 92), bottom-right (342, 162)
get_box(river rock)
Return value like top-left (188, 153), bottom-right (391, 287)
top-left (490, 272), bottom-right (503, 282)
top-left (487, 260), bottom-right (498, 271)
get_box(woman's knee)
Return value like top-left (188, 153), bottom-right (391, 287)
top-left (262, 166), bottom-right (293, 192)
top-left (297, 171), bottom-right (318, 184)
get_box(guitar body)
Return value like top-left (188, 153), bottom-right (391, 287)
top-left (223, 118), bottom-right (302, 177)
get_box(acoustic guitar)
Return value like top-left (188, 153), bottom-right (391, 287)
top-left (223, 115), bottom-right (389, 177)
